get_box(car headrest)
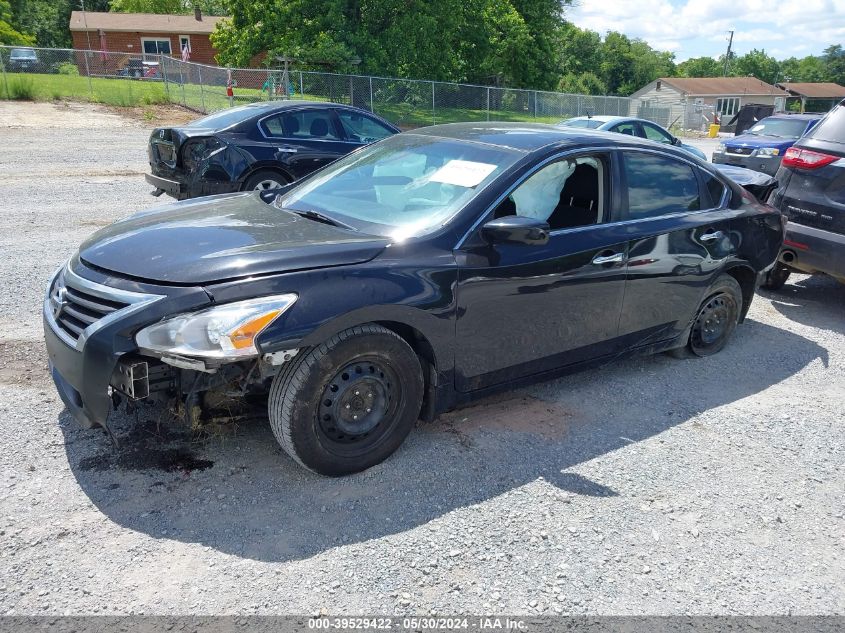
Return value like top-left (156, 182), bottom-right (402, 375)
top-left (310, 118), bottom-right (329, 137)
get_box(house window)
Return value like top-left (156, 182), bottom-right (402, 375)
top-left (715, 97), bottom-right (740, 117)
top-left (179, 35), bottom-right (191, 55)
top-left (141, 37), bottom-right (172, 58)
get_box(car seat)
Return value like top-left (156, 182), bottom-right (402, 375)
top-left (547, 163), bottom-right (599, 229)
top-left (310, 118), bottom-right (330, 137)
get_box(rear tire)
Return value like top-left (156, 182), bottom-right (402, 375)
top-left (268, 325), bottom-right (424, 476)
top-left (243, 169), bottom-right (289, 192)
top-left (669, 274), bottom-right (743, 358)
top-left (760, 262), bottom-right (791, 291)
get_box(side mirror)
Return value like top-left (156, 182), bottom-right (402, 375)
top-left (481, 216), bottom-right (550, 246)
top-left (672, 136), bottom-right (681, 146)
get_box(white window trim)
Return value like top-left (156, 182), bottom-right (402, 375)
top-left (140, 37), bottom-right (172, 58)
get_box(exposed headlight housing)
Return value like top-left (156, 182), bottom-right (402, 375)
top-left (757, 147), bottom-right (780, 157)
top-left (715, 143), bottom-right (726, 153)
top-left (135, 294), bottom-right (297, 360)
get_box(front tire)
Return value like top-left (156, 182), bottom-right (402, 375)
top-left (670, 274), bottom-right (742, 358)
top-left (268, 325), bottom-right (424, 476)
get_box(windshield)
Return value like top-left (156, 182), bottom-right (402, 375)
top-left (10, 49), bottom-right (37, 59)
top-left (745, 117), bottom-right (810, 139)
top-left (186, 105), bottom-right (260, 129)
top-left (561, 119), bottom-right (603, 129)
top-left (276, 134), bottom-right (521, 239)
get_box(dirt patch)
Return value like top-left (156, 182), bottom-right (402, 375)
top-left (0, 339), bottom-right (50, 387)
top-left (439, 394), bottom-right (573, 440)
top-left (102, 103), bottom-right (200, 127)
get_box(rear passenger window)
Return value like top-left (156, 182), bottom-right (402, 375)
top-left (701, 172), bottom-right (727, 207)
top-left (805, 102), bottom-right (845, 144)
top-left (622, 153), bottom-right (700, 219)
top-left (262, 110), bottom-right (339, 140)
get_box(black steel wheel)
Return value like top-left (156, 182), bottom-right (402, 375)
top-left (268, 325), bottom-right (423, 476)
top-left (670, 274), bottom-right (742, 358)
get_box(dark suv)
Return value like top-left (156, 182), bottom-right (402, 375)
top-left (767, 100), bottom-right (845, 288)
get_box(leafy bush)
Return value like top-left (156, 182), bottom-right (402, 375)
top-left (56, 62), bottom-right (80, 76)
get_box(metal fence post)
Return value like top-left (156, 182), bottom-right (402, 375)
top-left (179, 62), bottom-right (186, 106)
top-left (83, 51), bottom-right (93, 99)
top-left (160, 54), bottom-right (170, 102)
top-left (486, 87), bottom-right (490, 121)
top-left (369, 76), bottom-right (374, 113)
top-left (534, 91), bottom-right (538, 119)
top-left (198, 64), bottom-right (206, 112)
top-left (431, 81), bottom-right (436, 124)
top-left (299, 72), bottom-right (304, 98)
top-left (0, 53), bottom-right (9, 100)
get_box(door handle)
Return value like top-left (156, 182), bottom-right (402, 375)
top-left (700, 230), bottom-right (723, 243)
top-left (276, 147), bottom-right (298, 153)
top-left (592, 252), bottom-right (625, 265)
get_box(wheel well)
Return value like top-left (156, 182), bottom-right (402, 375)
top-left (375, 321), bottom-right (438, 421)
top-left (724, 265), bottom-right (756, 322)
top-left (241, 165), bottom-right (292, 189)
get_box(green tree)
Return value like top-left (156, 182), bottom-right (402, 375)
top-left (823, 45), bottom-right (845, 85)
top-left (779, 56), bottom-right (829, 83)
top-left (677, 56), bottom-right (722, 77)
top-left (556, 22), bottom-right (602, 77)
top-left (557, 71), bottom-right (606, 95)
top-left (110, 0), bottom-right (225, 14)
top-left (1, 0), bottom-right (34, 45)
top-left (733, 48), bottom-right (780, 84)
top-left (8, 0), bottom-right (109, 48)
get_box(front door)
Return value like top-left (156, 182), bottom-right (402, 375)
top-left (454, 152), bottom-right (628, 392)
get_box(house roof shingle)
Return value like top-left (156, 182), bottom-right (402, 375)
top-left (69, 11), bottom-right (227, 34)
top-left (777, 82), bottom-right (845, 99)
top-left (658, 76), bottom-right (789, 97)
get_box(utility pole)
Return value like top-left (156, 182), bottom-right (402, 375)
top-left (723, 30), bottom-right (734, 76)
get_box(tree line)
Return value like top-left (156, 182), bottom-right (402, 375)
top-left (3, 0), bottom-right (845, 97)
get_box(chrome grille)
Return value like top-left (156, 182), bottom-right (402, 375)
top-left (726, 146), bottom-right (754, 156)
top-left (51, 282), bottom-right (129, 342)
top-left (46, 265), bottom-right (164, 350)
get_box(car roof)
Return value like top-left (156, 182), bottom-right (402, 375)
top-left (565, 115), bottom-right (624, 124)
top-left (762, 113), bottom-right (822, 121)
top-left (406, 121), bottom-right (671, 152)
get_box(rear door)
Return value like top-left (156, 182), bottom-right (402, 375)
top-left (615, 149), bottom-right (738, 348)
top-left (256, 108), bottom-right (350, 178)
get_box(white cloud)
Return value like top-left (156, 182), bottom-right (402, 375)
top-left (566, 0), bottom-right (845, 61)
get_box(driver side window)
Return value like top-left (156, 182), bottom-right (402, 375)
top-left (494, 155), bottom-right (606, 231)
top-left (338, 111), bottom-right (395, 142)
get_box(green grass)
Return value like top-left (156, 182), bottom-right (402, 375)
top-left (0, 71), bottom-right (568, 128)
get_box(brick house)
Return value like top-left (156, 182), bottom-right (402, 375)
top-left (69, 10), bottom-right (226, 68)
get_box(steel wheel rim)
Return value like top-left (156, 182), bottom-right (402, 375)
top-left (317, 359), bottom-right (401, 455)
top-left (254, 178), bottom-right (283, 191)
top-left (690, 293), bottom-right (736, 353)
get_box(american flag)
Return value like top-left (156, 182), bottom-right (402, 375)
top-left (181, 42), bottom-right (191, 62)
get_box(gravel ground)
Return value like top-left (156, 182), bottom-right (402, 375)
top-left (0, 102), bottom-right (843, 616)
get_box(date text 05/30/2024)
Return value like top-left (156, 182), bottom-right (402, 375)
top-left (308, 617), bottom-right (527, 630)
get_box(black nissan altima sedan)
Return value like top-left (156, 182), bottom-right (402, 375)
top-left (144, 100), bottom-right (400, 200)
top-left (45, 123), bottom-right (784, 476)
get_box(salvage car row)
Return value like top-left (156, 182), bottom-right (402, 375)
top-left (42, 99), bottom-right (843, 476)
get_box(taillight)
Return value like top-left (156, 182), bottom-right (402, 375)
top-left (781, 147), bottom-right (838, 170)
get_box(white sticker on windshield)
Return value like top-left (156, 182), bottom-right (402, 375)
top-left (429, 160), bottom-right (497, 188)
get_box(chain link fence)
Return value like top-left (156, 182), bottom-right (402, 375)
top-left (1, 45), bottom-right (718, 135)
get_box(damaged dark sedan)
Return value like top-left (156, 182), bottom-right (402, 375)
top-left (145, 100), bottom-right (400, 200)
top-left (47, 124), bottom-right (784, 476)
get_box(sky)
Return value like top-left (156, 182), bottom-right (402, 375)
top-left (566, 0), bottom-right (845, 62)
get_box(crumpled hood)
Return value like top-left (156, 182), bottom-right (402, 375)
top-left (78, 192), bottom-right (389, 284)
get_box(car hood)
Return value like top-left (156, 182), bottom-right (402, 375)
top-left (78, 192), bottom-right (390, 285)
top-left (712, 163), bottom-right (776, 187)
top-left (726, 134), bottom-right (796, 149)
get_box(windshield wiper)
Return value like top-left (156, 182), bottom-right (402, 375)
top-left (291, 209), bottom-right (357, 231)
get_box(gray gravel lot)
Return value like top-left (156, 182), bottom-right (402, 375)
top-left (0, 102), bottom-right (843, 616)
